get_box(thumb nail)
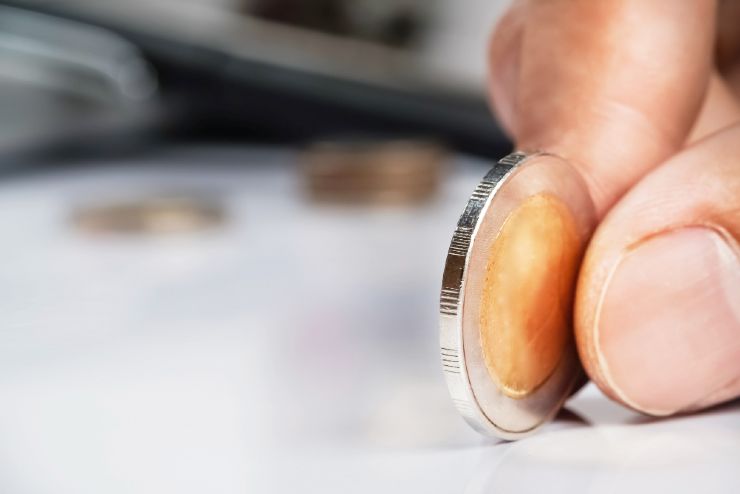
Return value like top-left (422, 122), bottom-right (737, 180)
top-left (595, 227), bottom-right (740, 415)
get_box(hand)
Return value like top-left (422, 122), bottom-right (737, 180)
top-left (488, 0), bottom-right (740, 416)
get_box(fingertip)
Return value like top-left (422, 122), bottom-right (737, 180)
top-left (579, 226), bottom-right (740, 416)
top-left (487, 3), bottom-right (525, 136)
top-left (490, 0), bottom-right (717, 216)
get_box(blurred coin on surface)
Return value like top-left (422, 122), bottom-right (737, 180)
top-left (302, 139), bottom-right (446, 205)
top-left (72, 195), bottom-right (226, 235)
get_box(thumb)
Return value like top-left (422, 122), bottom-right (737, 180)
top-left (488, 0), bottom-right (716, 216)
top-left (576, 123), bottom-right (740, 415)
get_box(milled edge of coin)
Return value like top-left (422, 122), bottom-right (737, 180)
top-left (439, 151), bottom-right (544, 440)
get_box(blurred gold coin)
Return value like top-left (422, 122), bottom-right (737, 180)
top-left (302, 139), bottom-right (445, 204)
top-left (72, 196), bottom-right (225, 235)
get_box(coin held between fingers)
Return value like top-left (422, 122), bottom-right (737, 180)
top-left (440, 152), bottom-right (596, 440)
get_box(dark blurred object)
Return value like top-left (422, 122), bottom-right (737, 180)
top-left (717, 0), bottom-right (740, 77)
top-left (302, 139), bottom-right (444, 205)
top-left (72, 195), bottom-right (226, 235)
top-left (249, 0), bottom-right (350, 37)
top-left (0, 4), bottom-right (160, 166)
top-left (0, 0), bottom-right (510, 167)
top-left (248, 0), bottom-right (424, 48)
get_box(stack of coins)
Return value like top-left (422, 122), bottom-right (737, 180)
top-left (302, 139), bottom-right (445, 205)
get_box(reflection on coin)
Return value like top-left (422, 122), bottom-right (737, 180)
top-left (73, 195), bottom-right (225, 235)
top-left (302, 139), bottom-right (445, 204)
top-left (440, 152), bottom-right (596, 440)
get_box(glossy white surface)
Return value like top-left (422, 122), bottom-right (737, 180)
top-left (0, 147), bottom-right (738, 493)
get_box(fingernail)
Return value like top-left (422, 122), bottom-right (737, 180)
top-left (595, 227), bottom-right (740, 415)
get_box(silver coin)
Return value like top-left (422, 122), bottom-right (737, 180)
top-left (440, 152), bottom-right (596, 440)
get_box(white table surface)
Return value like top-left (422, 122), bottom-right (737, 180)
top-left (0, 146), bottom-right (737, 493)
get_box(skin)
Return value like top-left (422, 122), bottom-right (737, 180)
top-left (488, 0), bottom-right (740, 415)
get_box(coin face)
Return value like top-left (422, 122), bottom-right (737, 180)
top-left (440, 152), bottom-right (596, 440)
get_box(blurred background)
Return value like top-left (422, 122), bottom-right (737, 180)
top-left (0, 1), bottom-right (739, 493)
top-left (0, 0), bottom-right (511, 164)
